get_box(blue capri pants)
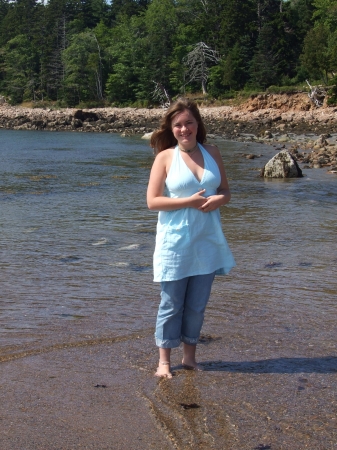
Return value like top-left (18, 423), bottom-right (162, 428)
top-left (155, 272), bottom-right (216, 348)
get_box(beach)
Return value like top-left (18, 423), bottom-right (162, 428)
top-left (0, 117), bottom-right (336, 449)
top-left (1, 308), bottom-right (336, 449)
top-left (0, 93), bottom-right (336, 139)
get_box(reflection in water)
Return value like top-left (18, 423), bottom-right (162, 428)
top-left (0, 130), bottom-right (336, 359)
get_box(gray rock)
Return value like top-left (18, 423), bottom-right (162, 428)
top-left (141, 132), bottom-right (153, 140)
top-left (261, 150), bottom-right (303, 178)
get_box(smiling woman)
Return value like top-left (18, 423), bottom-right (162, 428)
top-left (171, 109), bottom-right (199, 152)
top-left (147, 98), bottom-right (236, 378)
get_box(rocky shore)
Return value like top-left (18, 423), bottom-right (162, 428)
top-left (1, 92), bottom-right (336, 170)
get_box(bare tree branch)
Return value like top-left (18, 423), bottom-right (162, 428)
top-left (306, 79), bottom-right (327, 107)
top-left (183, 42), bottom-right (220, 95)
top-left (152, 81), bottom-right (172, 108)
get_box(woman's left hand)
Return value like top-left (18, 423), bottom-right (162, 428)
top-left (198, 194), bottom-right (225, 212)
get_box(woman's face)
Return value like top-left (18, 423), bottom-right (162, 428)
top-left (171, 109), bottom-right (198, 149)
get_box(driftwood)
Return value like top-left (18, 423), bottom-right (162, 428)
top-left (306, 80), bottom-right (327, 107)
top-left (152, 81), bottom-right (172, 108)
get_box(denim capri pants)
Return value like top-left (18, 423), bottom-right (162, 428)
top-left (155, 271), bottom-right (216, 348)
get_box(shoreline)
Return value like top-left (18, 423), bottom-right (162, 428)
top-left (1, 94), bottom-right (337, 170)
top-left (1, 96), bottom-right (337, 138)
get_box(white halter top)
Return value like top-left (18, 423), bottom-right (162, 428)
top-left (153, 143), bottom-right (235, 282)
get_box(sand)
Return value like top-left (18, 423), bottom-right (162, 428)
top-left (1, 327), bottom-right (336, 449)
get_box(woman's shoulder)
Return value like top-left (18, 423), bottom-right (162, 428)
top-left (155, 147), bottom-right (175, 161)
top-left (152, 147), bottom-right (175, 174)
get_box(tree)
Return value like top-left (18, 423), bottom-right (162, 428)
top-left (142, 0), bottom-right (178, 99)
top-left (0, 0), bottom-right (41, 44)
top-left (208, 38), bottom-right (254, 94)
top-left (301, 23), bottom-right (331, 83)
top-left (183, 42), bottom-right (220, 94)
top-left (312, 0), bottom-right (337, 31)
top-left (250, 24), bottom-right (279, 88)
top-left (105, 15), bottom-right (144, 103)
top-left (62, 31), bottom-right (103, 105)
top-left (107, 0), bottom-right (149, 24)
top-left (4, 34), bottom-right (38, 103)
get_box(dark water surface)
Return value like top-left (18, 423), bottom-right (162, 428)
top-left (0, 129), bottom-right (336, 358)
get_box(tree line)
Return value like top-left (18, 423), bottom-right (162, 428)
top-left (0, 0), bottom-right (336, 107)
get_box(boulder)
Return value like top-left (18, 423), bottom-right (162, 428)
top-left (73, 110), bottom-right (99, 122)
top-left (314, 134), bottom-right (330, 147)
top-left (261, 150), bottom-right (303, 178)
top-left (141, 132), bottom-right (153, 139)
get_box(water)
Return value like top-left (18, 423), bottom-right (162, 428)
top-left (1, 129), bottom-right (336, 358)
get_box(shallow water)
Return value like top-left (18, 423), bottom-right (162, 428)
top-left (0, 129), bottom-right (336, 357)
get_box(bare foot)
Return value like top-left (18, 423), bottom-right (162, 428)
top-left (181, 360), bottom-right (204, 371)
top-left (155, 361), bottom-right (173, 378)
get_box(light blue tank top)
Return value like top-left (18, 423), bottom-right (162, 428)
top-left (153, 143), bottom-right (236, 282)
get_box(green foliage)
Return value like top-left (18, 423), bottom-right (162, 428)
top-left (327, 75), bottom-right (337, 106)
top-left (4, 34), bottom-right (38, 103)
top-left (266, 85), bottom-right (303, 94)
top-left (250, 25), bottom-right (280, 89)
top-left (301, 23), bottom-right (331, 83)
top-left (0, 0), bottom-right (336, 105)
top-left (62, 31), bottom-right (103, 106)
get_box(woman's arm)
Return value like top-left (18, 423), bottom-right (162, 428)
top-left (147, 149), bottom-right (208, 211)
top-left (198, 144), bottom-right (231, 213)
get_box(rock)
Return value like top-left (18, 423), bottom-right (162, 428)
top-left (261, 150), bottom-right (303, 178)
top-left (74, 110), bottom-right (99, 122)
top-left (314, 134), bottom-right (329, 147)
top-left (71, 119), bottom-right (83, 128)
top-left (141, 132), bottom-right (153, 139)
top-left (277, 135), bottom-right (289, 142)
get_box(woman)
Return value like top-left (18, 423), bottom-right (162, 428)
top-left (147, 98), bottom-right (235, 378)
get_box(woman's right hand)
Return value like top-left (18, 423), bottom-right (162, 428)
top-left (189, 189), bottom-right (207, 209)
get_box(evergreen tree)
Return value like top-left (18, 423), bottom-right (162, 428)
top-left (4, 34), bottom-right (38, 103)
top-left (62, 31), bottom-right (103, 105)
top-left (0, 0), bottom-right (41, 44)
top-left (301, 23), bottom-right (331, 82)
top-left (250, 24), bottom-right (279, 88)
top-left (141, 0), bottom-right (178, 100)
top-left (105, 15), bottom-right (144, 104)
top-left (108, 0), bottom-right (149, 24)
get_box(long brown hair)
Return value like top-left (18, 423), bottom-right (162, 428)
top-left (150, 98), bottom-right (207, 155)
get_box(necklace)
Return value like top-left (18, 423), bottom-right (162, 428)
top-left (178, 143), bottom-right (199, 154)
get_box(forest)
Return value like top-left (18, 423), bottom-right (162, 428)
top-left (0, 0), bottom-right (336, 107)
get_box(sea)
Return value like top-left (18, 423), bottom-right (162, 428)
top-left (1, 129), bottom-right (336, 359)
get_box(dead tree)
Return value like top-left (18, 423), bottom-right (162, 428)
top-left (92, 33), bottom-right (103, 101)
top-left (306, 80), bottom-right (327, 107)
top-left (152, 81), bottom-right (172, 108)
top-left (183, 42), bottom-right (220, 95)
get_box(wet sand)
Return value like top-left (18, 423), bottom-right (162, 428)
top-left (1, 314), bottom-right (336, 449)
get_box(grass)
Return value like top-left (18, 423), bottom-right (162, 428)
top-left (11, 83), bottom-right (322, 110)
